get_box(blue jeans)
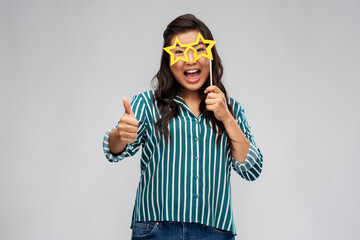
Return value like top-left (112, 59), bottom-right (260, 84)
top-left (131, 221), bottom-right (235, 240)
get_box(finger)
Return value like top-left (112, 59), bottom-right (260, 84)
top-left (123, 98), bottom-right (135, 116)
top-left (120, 137), bottom-right (137, 144)
top-left (205, 98), bottom-right (218, 105)
top-left (118, 123), bottom-right (138, 133)
top-left (206, 92), bottom-right (221, 99)
top-left (204, 85), bottom-right (221, 94)
top-left (206, 105), bottom-right (215, 112)
top-left (120, 131), bottom-right (138, 140)
top-left (121, 116), bottom-right (139, 127)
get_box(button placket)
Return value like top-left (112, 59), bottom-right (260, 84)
top-left (193, 118), bottom-right (200, 200)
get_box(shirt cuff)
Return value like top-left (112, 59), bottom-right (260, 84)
top-left (232, 142), bottom-right (262, 180)
top-left (102, 130), bottom-right (134, 162)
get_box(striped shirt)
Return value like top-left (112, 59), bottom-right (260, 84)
top-left (102, 90), bottom-right (263, 235)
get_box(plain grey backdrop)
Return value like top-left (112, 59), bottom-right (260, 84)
top-left (1, 0), bottom-right (359, 239)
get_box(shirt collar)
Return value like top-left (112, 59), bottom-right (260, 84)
top-left (173, 95), bottom-right (203, 119)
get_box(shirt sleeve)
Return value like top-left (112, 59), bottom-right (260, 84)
top-left (229, 99), bottom-right (263, 181)
top-left (102, 94), bottom-right (148, 162)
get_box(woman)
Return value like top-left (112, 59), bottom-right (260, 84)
top-left (103, 14), bottom-right (263, 240)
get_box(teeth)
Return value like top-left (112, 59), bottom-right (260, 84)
top-left (186, 70), bottom-right (199, 73)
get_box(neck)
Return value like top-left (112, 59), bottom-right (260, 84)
top-left (179, 90), bottom-right (201, 104)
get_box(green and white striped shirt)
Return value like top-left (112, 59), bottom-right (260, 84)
top-left (102, 90), bottom-right (263, 235)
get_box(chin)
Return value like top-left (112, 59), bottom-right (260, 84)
top-left (181, 79), bottom-right (206, 92)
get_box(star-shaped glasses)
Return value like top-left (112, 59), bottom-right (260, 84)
top-left (163, 33), bottom-right (216, 66)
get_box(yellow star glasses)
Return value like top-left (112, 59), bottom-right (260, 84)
top-left (163, 33), bottom-right (216, 66)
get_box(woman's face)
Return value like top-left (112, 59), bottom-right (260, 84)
top-left (169, 30), bottom-right (210, 97)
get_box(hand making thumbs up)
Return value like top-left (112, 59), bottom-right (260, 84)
top-left (116, 98), bottom-right (139, 144)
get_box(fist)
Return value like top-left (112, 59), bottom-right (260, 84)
top-left (204, 85), bottom-right (232, 122)
top-left (116, 98), bottom-right (139, 144)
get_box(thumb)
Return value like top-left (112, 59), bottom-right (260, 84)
top-left (123, 98), bottom-right (134, 116)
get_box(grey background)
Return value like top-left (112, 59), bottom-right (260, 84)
top-left (1, 0), bottom-right (359, 239)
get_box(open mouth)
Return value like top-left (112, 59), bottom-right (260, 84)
top-left (184, 69), bottom-right (201, 83)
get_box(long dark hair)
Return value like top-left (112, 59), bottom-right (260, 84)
top-left (152, 14), bottom-right (233, 144)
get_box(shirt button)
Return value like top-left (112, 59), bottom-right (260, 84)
top-left (194, 175), bottom-right (198, 179)
top-left (195, 156), bottom-right (199, 160)
top-left (194, 194), bottom-right (198, 198)
top-left (194, 137), bottom-right (198, 141)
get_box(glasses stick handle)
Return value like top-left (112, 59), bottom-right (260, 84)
top-left (209, 59), bottom-right (213, 86)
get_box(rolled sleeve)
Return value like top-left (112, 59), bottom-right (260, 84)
top-left (229, 98), bottom-right (264, 181)
top-left (231, 142), bottom-right (263, 181)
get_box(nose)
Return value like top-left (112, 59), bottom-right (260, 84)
top-left (186, 49), bottom-right (195, 64)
